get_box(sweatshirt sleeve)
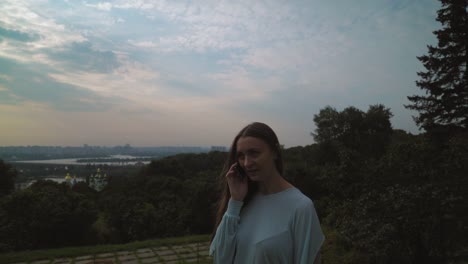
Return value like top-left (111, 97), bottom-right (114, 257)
top-left (292, 200), bottom-right (325, 264)
top-left (209, 199), bottom-right (243, 264)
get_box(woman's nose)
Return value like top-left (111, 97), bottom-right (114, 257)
top-left (243, 156), bottom-right (252, 167)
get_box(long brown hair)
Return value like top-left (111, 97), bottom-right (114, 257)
top-left (211, 122), bottom-right (284, 241)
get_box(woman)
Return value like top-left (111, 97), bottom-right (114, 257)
top-left (210, 122), bottom-right (325, 264)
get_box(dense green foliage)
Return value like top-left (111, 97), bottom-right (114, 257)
top-left (0, 160), bottom-right (16, 198)
top-left (308, 105), bottom-right (467, 263)
top-left (0, 151), bottom-right (225, 252)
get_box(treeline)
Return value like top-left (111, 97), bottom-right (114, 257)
top-left (0, 104), bottom-right (467, 263)
top-left (302, 105), bottom-right (467, 263)
top-left (0, 151), bottom-right (224, 250)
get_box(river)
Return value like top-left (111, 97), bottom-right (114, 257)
top-left (12, 155), bottom-right (152, 166)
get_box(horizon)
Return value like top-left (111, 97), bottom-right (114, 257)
top-left (0, 144), bottom-right (218, 148)
top-left (1, 0), bottom-right (438, 148)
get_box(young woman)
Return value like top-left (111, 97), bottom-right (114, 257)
top-left (210, 122), bottom-right (325, 264)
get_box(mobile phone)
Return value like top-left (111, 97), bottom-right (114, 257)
top-left (235, 162), bottom-right (246, 179)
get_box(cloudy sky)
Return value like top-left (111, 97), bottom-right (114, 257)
top-left (0, 0), bottom-right (440, 147)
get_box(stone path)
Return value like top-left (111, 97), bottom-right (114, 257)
top-left (14, 242), bottom-right (212, 264)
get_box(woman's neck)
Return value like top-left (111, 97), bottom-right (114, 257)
top-left (257, 172), bottom-right (293, 195)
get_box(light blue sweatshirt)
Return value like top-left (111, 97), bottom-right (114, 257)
top-left (209, 187), bottom-right (325, 264)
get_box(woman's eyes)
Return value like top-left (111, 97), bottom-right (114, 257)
top-left (250, 150), bottom-right (259, 155)
top-left (247, 150), bottom-right (260, 157)
top-left (237, 150), bottom-right (260, 159)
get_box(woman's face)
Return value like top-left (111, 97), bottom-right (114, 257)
top-left (236, 136), bottom-right (277, 182)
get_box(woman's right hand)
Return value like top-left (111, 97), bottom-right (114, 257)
top-left (226, 163), bottom-right (248, 201)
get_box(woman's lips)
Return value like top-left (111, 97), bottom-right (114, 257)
top-left (246, 169), bottom-right (258, 176)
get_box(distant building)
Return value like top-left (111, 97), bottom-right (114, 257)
top-left (64, 173), bottom-right (72, 186)
top-left (211, 146), bottom-right (227, 152)
top-left (64, 173), bottom-right (79, 187)
top-left (89, 168), bottom-right (108, 191)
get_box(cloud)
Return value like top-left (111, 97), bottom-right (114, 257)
top-left (85, 2), bottom-right (113, 11)
top-left (206, 66), bottom-right (285, 101)
top-left (0, 0), bottom-right (441, 146)
top-left (0, 1), bottom-right (86, 50)
top-left (47, 42), bottom-right (120, 73)
top-left (0, 56), bottom-right (115, 112)
top-left (116, 0), bottom-right (303, 53)
top-left (0, 0), bottom-right (88, 72)
top-left (0, 26), bottom-right (38, 42)
top-left (127, 39), bottom-right (158, 48)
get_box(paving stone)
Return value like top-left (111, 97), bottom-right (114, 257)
top-left (118, 254), bottom-right (137, 262)
top-left (171, 245), bottom-right (185, 250)
top-left (117, 259), bottom-right (138, 264)
top-left (96, 252), bottom-right (115, 258)
top-left (30, 260), bottom-right (50, 264)
top-left (186, 243), bottom-right (200, 249)
top-left (180, 252), bottom-right (197, 259)
top-left (185, 245), bottom-right (196, 251)
top-left (195, 246), bottom-right (209, 253)
top-left (160, 254), bottom-right (179, 262)
top-left (155, 246), bottom-right (170, 251)
top-left (186, 246), bottom-right (203, 254)
top-left (75, 255), bottom-right (94, 261)
top-left (92, 258), bottom-right (115, 264)
top-left (198, 250), bottom-right (210, 256)
top-left (136, 248), bottom-right (153, 254)
top-left (154, 249), bottom-right (174, 256)
top-left (52, 258), bottom-right (72, 264)
top-left (185, 258), bottom-right (203, 263)
top-left (140, 257), bottom-right (161, 264)
top-left (172, 247), bottom-right (192, 254)
top-left (75, 260), bottom-right (96, 264)
top-left (137, 251), bottom-right (156, 258)
top-left (116, 250), bottom-right (133, 256)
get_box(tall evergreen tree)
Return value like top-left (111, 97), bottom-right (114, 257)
top-left (406, 0), bottom-right (468, 133)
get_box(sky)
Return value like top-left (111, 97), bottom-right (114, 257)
top-left (0, 0), bottom-right (441, 148)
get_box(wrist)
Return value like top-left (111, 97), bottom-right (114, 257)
top-left (230, 195), bottom-right (244, 202)
top-left (226, 199), bottom-right (243, 217)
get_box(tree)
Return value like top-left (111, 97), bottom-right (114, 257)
top-left (311, 105), bottom-right (394, 201)
top-left (312, 105), bottom-right (393, 159)
top-left (406, 0), bottom-right (468, 133)
top-left (0, 160), bottom-right (17, 198)
top-left (0, 180), bottom-right (97, 251)
top-left (336, 184), bottom-right (454, 264)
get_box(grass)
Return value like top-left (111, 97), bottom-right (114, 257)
top-left (0, 234), bottom-right (211, 263)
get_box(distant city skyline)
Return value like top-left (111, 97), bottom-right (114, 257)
top-left (0, 0), bottom-right (440, 147)
top-left (0, 145), bottom-right (223, 162)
